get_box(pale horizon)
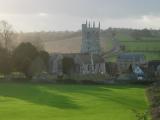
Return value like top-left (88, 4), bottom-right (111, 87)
top-left (0, 0), bottom-right (160, 32)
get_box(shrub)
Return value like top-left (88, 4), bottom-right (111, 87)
top-left (32, 72), bottom-right (57, 83)
top-left (5, 72), bottom-right (27, 82)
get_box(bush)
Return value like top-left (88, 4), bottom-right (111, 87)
top-left (5, 72), bottom-right (27, 82)
top-left (56, 74), bottom-right (110, 84)
top-left (0, 74), bottom-right (5, 82)
top-left (12, 42), bottom-right (49, 78)
top-left (148, 82), bottom-right (160, 120)
top-left (32, 72), bottom-right (57, 83)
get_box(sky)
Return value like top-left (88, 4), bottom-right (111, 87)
top-left (0, 0), bottom-right (160, 32)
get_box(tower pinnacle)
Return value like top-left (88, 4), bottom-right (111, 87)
top-left (81, 21), bottom-right (101, 54)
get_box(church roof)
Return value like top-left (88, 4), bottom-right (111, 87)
top-left (50, 53), bottom-right (105, 64)
top-left (75, 54), bottom-right (104, 64)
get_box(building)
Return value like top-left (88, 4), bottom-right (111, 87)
top-left (105, 62), bottom-right (118, 76)
top-left (117, 53), bottom-right (146, 73)
top-left (148, 60), bottom-right (160, 71)
top-left (49, 53), bottom-right (106, 75)
top-left (49, 21), bottom-right (105, 75)
top-left (148, 60), bottom-right (160, 78)
top-left (81, 21), bottom-right (101, 54)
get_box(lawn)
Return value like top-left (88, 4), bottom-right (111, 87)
top-left (121, 41), bottom-right (160, 52)
top-left (120, 41), bottom-right (160, 60)
top-left (116, 35), bottom-right (160, 61)
top-left (0, 83), bottom-right (149, 120)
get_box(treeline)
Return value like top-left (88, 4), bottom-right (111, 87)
top-left (16, 27), bottom-right (160, 44)
top-left (16, 30), bottom-right (81, 43)
top-left (12, 27), bottom-right (160, 53)
top-left (104, 27), bottom-right (160, 40)
top-left (0, 21), bottom-right (49, 78)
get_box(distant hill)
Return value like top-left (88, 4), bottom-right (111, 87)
top-left (15, 31), bottom-right (113, 53)
top-left (104, 28), bottom-right (160, 61)
top-left (15, 28), bottom-right (160, 61)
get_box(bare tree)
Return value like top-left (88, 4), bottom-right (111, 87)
top-left (0, 20), bottom-right (13, 50)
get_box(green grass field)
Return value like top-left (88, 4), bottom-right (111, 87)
top-left (121, 41), bottom-right (160, 60)
top-left (122, 41), bottom-right (160, 52)
top-left (114, 33), bottom-right (160, 61)
top-left (0, 83), bottom-right (149, 120)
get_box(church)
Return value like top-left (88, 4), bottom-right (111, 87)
top-left (49, 21), bottom-right (106, 75)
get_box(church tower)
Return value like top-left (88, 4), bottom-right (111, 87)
top-left (81, 21), bottom-right (101, 54)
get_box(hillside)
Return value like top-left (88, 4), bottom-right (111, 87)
top-left (15, 29), bottom-right (160, 61)
top-left (102, 28), bottom-right (160, 61)
top-left (15, 31), bottom-right (113, 53)
top-left (115, 29), bottom-right (160, 61)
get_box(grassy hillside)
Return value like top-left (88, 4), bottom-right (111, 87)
top-left (0, 83), bottom-right (149, 120)
top-left (16, 29), bottom-right (160, 61)
top-left (114, 30), bottom-right (160, 61)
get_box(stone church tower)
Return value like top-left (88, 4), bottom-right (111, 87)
top-left (81, 21), bottom-right (101, 54)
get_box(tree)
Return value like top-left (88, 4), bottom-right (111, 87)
top-left (131, 29), bottom-right (152, 40)
top-left (132, 30), bottom-right (141, 40)
top-left (62, 57), bottom-right (75, 75)
top-left (12, 42), bottom-right (39, 76)
top-left (0, 20), bottom-right (13, 51)
top-left (39, 50), bottom-right (49, 70)
top-left (12, 42), bottom-right (50, 77)
top-left (141, 29), bottom-right (152, 37)
top-left (0, 47), bottom-right (12, 74)
top-left (0, 21), bottom-right (14, 74)
top-left (29, 57), bottom-right (47, 76)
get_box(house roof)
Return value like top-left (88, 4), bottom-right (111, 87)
top-left (75, 54), bottom-right (104, 64)
top-left (118, 53), bottom-right (145, 61)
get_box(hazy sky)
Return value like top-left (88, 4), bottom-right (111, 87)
top-left (0, 0), bottom-right (160, 32)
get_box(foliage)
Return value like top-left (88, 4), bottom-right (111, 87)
top-left (32, 72), bottom-right (56, 83)
top-left (57, 74), bottom-right (110, 84)
top-left (148, 83), bottom-right (160, 120)
top-left (0, 47), bottom-right (12, 74)
top-left (39, 50), bottom-right (49, 70)
top-left (0, 20), bottom-right (14, 50)
top-left (62, 57), bottom-right (75, 74)
top-left (0, 20), bottom-right (14, 74)
top-left (131, 29), bottom-right (152, 40)
top-left (12, 42), bottom-right (39, 76)
top-left (29, 57), bottom-right (47, 76)
top-left (5, 72), bottom-right (26, 82)
top-left (12, 42), bottom-right (49, 77)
